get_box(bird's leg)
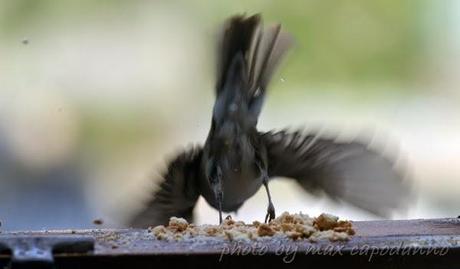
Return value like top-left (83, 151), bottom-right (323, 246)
top-left (262, 173), bottom-right (275, 223)
top-left (257, 162), bottom-right (275, 223)
top-left (210, 165), bottom-right (224, 224)
top-left (216, 189), bottom-right (223, 224)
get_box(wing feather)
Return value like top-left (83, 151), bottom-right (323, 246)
top-left (261, 129), bottom-right (410, 217)
top-left (129, 146), bottom-right (203, 227)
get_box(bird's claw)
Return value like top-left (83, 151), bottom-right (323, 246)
top-left (264, 203), bottom-right (276, 223)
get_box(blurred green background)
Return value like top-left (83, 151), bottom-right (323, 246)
top-left (0, 0), bottom-right (459, 230)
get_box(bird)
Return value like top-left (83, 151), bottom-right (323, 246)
top-left (129, 14), bottom-right (409, 228)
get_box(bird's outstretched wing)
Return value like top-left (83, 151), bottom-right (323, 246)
top-left (261, 129), bottom-right (410, 217)
top-left (129, 146), bottom-right (203, 228)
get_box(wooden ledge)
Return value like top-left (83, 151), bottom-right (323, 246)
top-left (0, 218), bottom-right (459, 268)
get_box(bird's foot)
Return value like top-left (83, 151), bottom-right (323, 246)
top-left (264, 202), bottom-right (276, 223)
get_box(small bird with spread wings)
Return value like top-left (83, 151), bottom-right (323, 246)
top-left (129, 14), bottom-right (409, 227)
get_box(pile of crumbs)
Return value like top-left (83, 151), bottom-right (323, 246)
top-left (149, 212), bottom-right (355, 242)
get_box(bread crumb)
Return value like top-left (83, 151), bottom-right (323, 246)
top-left (334, 220), bottom-right (355, 235)
top-left (93, 219), bottom-right (104, 225)
top-left (168, 217), bottom-right (189, 232)
top-left (257, 224), bottom-right (275, 237)
top-left (149, 212), bottom-right (354, 242)
top-left (314, 213), bottom-right (339, 231)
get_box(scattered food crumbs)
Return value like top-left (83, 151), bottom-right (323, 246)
top-left (314, 213), bottom-right (339, 231)
top-left (257, 224), bottom-right (275, 237)
top-left (149, 212), bottom-right (354, 242)
top-left (168, 217), bottom-right (188, 232)
top-left (98, 232), bottom-right (120, 243)
top-left (93, 219), bottom-right (104, 225)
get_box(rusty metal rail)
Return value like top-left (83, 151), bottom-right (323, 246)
top-left (0, 218), bottom-right (459, 268)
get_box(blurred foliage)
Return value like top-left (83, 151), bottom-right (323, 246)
top-left (195, 0), bottom-right (428, 90)
top-left (78, 107), bottom-right (163, 156)
top-left (1, 0), bottom-right (427, 92)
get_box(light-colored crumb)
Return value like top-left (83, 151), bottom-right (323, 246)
top-left (257, 223), bottom-right (276, 237)
top-left (168, 217), bottom-right (189, 232)
top-left (314, 213), bottom-right (339, 231)
top-left (148, 212), bottom-right (355, 242)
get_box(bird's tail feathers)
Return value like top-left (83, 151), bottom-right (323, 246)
top-left (216, 14), bottom-right (292, 120)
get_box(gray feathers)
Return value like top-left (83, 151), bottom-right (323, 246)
top-left (129, 146), bottom-right (203, 228)
top-left (128, 14), bottom-right (410, 228)
top-left (262, 129), bottom-right (410, 217)
top-left (215, 14), bottom-right (292, 125)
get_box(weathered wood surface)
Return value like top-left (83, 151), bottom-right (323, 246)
top-left (0, 218), bottom-right (459, 268)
